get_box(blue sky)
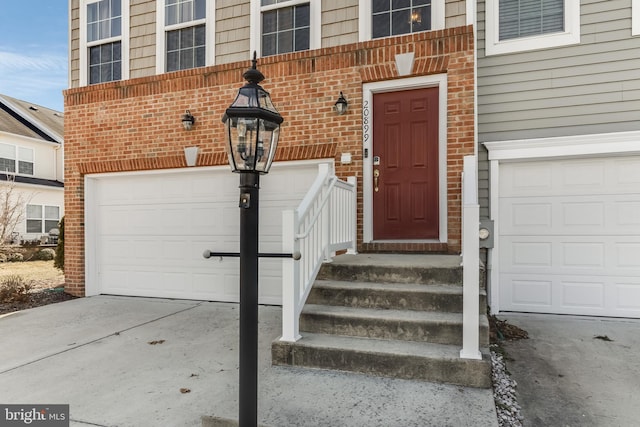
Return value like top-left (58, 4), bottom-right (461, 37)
top-left (0, 1), bottom-right (67, 111)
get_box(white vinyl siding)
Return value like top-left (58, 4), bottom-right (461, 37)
top-left (484, 0), bottom-right (579, 55)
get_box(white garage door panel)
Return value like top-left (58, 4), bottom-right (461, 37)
top-left (89, 163), bottom-right (322, 304)
top-left (499, 156), bottom-right (640, 318)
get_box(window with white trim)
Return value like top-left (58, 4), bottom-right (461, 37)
top-left (156, 0), bottom-right (214, 73)
top-left (0, 144), bottom-right (34, 176)
top-left (87, 0), bottom-right (122, 84)
top-left (80, 0), bottom-right (129, 86)
top-left (250, 0), bottom-right (321, 58)
top-left (485, 0), bottom-right (580, 56)
top-left (359, 0), bottom-right (444, 41)
top-left (372, 0), bottom-right (432, 38)
top-left (27, 205), bottom-right (60, 234)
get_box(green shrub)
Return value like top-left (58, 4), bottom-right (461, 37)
top-left (36, 248), bottom-right (56, 261)
top-left (0, 275), bottom-right (32, 303)
top-left (54, 216), bottom-right (64, 272)
top-left (7, 252), bottom-right (23, 262)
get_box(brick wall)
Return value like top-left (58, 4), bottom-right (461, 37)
top-left (64, 26), bottom-right (475, 296)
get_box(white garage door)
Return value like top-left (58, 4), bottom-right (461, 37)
top-left (85, 162), bottom-right (323, 304)
top-left (498, 156), bottom-right (640, 318)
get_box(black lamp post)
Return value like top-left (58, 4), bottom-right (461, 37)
top-left (222, 53), bottom-right (283, 427)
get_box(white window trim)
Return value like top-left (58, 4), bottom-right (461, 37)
top-left (155, 0), bottom-right (216, 74)
top-left (633, 0), bottom-right (640, 36)
top-left (484, 0), bottom-right (580, 56)
top-left (484, 130), bottom-right (640, 313)
top-left (249, 0), bottom-right (321, 58)
top-left (79, 0), bottom-right (130, 86)
top-left (362, 74), bottom-right (448, 244)
top-left (359, 0), bottom-right (445, 42)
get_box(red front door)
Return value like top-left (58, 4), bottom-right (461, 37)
top-left (372, 88), bottom-right (439, 240)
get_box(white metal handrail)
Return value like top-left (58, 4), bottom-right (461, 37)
top-left (280, 163), bottom-right (356, 342)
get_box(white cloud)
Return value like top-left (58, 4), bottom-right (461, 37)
top-left (0, 49), bottom-right (67, 110)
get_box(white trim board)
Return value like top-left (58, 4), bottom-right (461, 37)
top-left (362, 74), bottom-right (448, 244)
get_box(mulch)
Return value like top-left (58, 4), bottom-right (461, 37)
top-left (0, 288), bottom-right (77, 315)
top-left (489, 314), bottom-right (529, 343)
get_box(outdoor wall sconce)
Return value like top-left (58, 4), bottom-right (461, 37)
top-left (334, 92), bottom-right (348, 115)
top-left (181, 110), bottom-right (195, 130)
top-left (184, 146), bottom-right (199, 167)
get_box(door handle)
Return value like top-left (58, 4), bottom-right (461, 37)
top-left (373, 169), bottom-right (380, 192)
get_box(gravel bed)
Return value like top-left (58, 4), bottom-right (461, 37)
top-left (491, 344), bottom-right (524, 427)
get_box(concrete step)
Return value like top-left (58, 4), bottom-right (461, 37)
top-left (272, 333), bottom-right (492, 388)
top-left (317, 254), bottom-right (462, 285)
top-left (300, 304), bottom-right (489, 347)
top-left (308, 280), bottom-right (487, 314)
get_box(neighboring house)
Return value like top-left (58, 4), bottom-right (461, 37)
top-left (65, 1), bottom-right (476, 299)
top-left (478, 0), bottom-right (640, 319)
top-left (0, 95), bottom-right (64, 244)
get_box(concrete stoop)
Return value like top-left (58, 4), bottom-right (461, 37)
top-left (271, 254), bottom-right (492, 388)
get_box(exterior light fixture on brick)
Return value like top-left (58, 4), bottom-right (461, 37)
top-left (181, 110), bottom-right (195, 130)
top-left (334, 91), bottom-right (348, 115)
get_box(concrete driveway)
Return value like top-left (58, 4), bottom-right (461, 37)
top-left (0, 296), bottom-right (498, 427)
top-left (501, 313), bottom-right (640, 427)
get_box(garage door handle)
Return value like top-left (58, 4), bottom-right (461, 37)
top-left (203, 250), bottom-right (301, 260)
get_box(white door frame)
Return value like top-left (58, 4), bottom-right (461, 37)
top-left (362, 74), bottom-right (448, 243)
top-left (485, 130), bottom-right (640, 313)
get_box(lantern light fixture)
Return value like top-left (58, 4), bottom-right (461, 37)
top-left (334, 91), bottom-right (348, 115)
top-left (222, 53), bottom-right (283, 174)
top-left (182, 110), bottom-right (195, 130)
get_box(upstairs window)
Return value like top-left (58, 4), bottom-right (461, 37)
top-left (359, 0), bottom-right (444, 41)
top-left (250, 0), bottom-right (320, 57)
top-left (0, 144), bottom-right (34, 176)
top-left (485, 0), bottom-right (580, 55)
top-left (262, 1), bottom-right (310, 56)
top-left (80, 0), bottom-right (129, 86)
top-left (372, 0), bottom-right (431, 38)
top-left (157, 0), bottom-right (214, 73)
top-left (87, 0), bottom-right (122, 84)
